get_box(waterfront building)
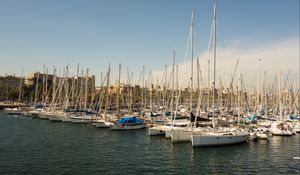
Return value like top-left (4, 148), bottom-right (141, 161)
top-left (0, 74), bottom-right (24, 101)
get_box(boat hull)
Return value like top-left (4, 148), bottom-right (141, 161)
top-left (71, 119), bottom-right (90, 124)
top-left (92, 121), bottom-right (113, 128)
top-left (49, 117), bottom-right (62, 122)
top-left (257, 133), bottom-right (268, 139)
top-left (271, 130), bottom-right (293, 136)
top-left (7, 111), bottom-right (23, 115)
top-left (148, 126), bottom-right (166, 136)
top-left (111, 124), bottom-right (146, 130)
top-left (171, 129), bottom-right (193, 142)
top-left (191, 132), bottom-right (248, 147)
top-left (61, 117), bottom-right (72, 122)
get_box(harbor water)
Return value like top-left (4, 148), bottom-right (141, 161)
top-left (0, 112), bottom-right (299, 174)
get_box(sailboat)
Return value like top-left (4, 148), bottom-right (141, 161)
top-left (148, 12), bottom-right (200, 141)
top-left (111, 116), bottom-right (146, 130)
top-left (269, 72), bottom-right (293, 136)
top-left (169, 12), bottom-right (197, 142)
top-left (191, 3), bottom-right (248, 147)
top-left (92, 63), bottom-right (115, 128)
top-left (110, 66), bottom-right (146, 130)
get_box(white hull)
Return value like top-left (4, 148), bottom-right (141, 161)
top-left (148, 120), bottom-right (191, 138)
top-left (111, 124), bottom-right (146, 130)
top-left (61, 117), bottom-right (72, 122)
top-left (248, 133), bottom-right (258, 141)
top-left (165, 130), bottom-right (172, 138)
top-left (69, 115), bottom-right (92, 124)
top-left (71, 119), bottom-right (90, 124)
top-left (71, 118), bottom-right (90, 124)
top-left (39, 115), bottom-right (49, 120)
top-left (294, 123), bottom-right (300, 133)
top-left (49, 116), bottom-right (62, 122)
top-left (28, 110), bottom-right (41, 118)
top-left (270, 122), bottom-right (293, 136)
top-left (191, 132), bottom-right (248, 147)
top-left (257, 120), bottom-right (272, 127)
top-left (148, 126), bottom-right (166, 136)
top-left (170, 128), bottom-right (205, 143)
top-left (5, 108), bottom-right (22, 115)
top-left (92, 120), bottom-right (113, 128)
top-left (171, 129), bottom-right (192, 142)
top-left (4, 107), bottom-right (18, 111)
top-left (271, 130), bottom-right (293, 136)
top-left (148, 125), bottom-right (178, 136)
top-left (257, 133), bottom-right (268, 140)
top-left (149, 126), bottom-right (174, 138)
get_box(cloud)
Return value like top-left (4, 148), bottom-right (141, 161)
top-left (152, 37), bottom-right (299, 90)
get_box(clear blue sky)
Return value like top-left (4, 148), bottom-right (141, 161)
top-left (0, 0), bottom-right (299, 84)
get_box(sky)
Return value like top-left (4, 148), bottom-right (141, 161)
top-left (0, 0), bottom-right (299, 88)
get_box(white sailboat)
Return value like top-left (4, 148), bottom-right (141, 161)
top-left (191, 3), bottom-right (248, 147)
top-left (92, 63), bottom-right (114, 128)
top-left (270, 121), bottom-right (293, 136)
top-left (169, 11), bottom-right (210, 142)
top-left (170, 12), bottom-right (196, 142)
top-left (270, 73), bottom-right (293, 136)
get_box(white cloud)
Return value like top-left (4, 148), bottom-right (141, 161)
top-left (152, 37), bottom-right (300, 90)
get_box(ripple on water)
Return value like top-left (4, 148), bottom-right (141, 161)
top-left (0, 113), bottom-right (300, 174)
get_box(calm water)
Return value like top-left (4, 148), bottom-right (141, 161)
top-left (0, 112), bottom-right (299, 175)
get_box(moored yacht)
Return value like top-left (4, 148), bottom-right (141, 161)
top-left (111, 116), bottom-right (145, 130)
top-left (191, 130), bottom-right (249, 147)
top-left (92, 118), bottom-right (114, 128)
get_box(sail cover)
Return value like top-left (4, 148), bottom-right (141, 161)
top-left (116, 116), bottom-right (144, 124)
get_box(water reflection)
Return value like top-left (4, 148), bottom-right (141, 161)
top-left (0, 112), bottom-right (299, 174)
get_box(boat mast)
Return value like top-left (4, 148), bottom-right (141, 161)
top-left (171, 49), bottom-right (175, 122)
top-left (129, 71), bottom-right (133, 114)
top-left (237, 70), bottom-right (240, 127)
top-left (279, 71), bottom-right (282, 120)
top-left (197, 58), bottom-right (200, 91)
top-left (190, 11), bottom-right (195, 115)
top-left (84, 68), bottom-right (89, 111)
top-left (105, 63), bottom-right (110, 120)
top-left (149, 71), bottom-right (153, 114)
top-left (212, 2), bottom-right (217, 131)
top-left (207, 60), bottom-right (210, 112)
top-left (98, 72), bottom-right (103, 116)
top-left (45, 67), bottom-right (48, 106)
top-left (163, 65), bottom-right (167, 116)
top-left (34, 72), bottom-right (40, 106)
top-left (18, 69), bottom-right (24, 103)
top-left (80, 70), bottom-right (84, 109)
top-left (42, 65), bottom-right (45, 105)
top-left (264, 71), bottom-right (268, 118)
top-left (142, 65), bottom-right (145, 114)
top-left (76, 64), bottom-right (79, 109)
top-left (257, 58), bottom-right (261, 115)
top-left (52, 67), bottom-right (56, 108)
top-left (117, 64), bottom-right (121, 114)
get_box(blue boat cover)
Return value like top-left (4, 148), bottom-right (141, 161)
top-left (288, 115), bottom-right (300, 120)
top-left (244, 114), bottom-right (257, 123)
top-left (116, 116), bottom-right (144, 124)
